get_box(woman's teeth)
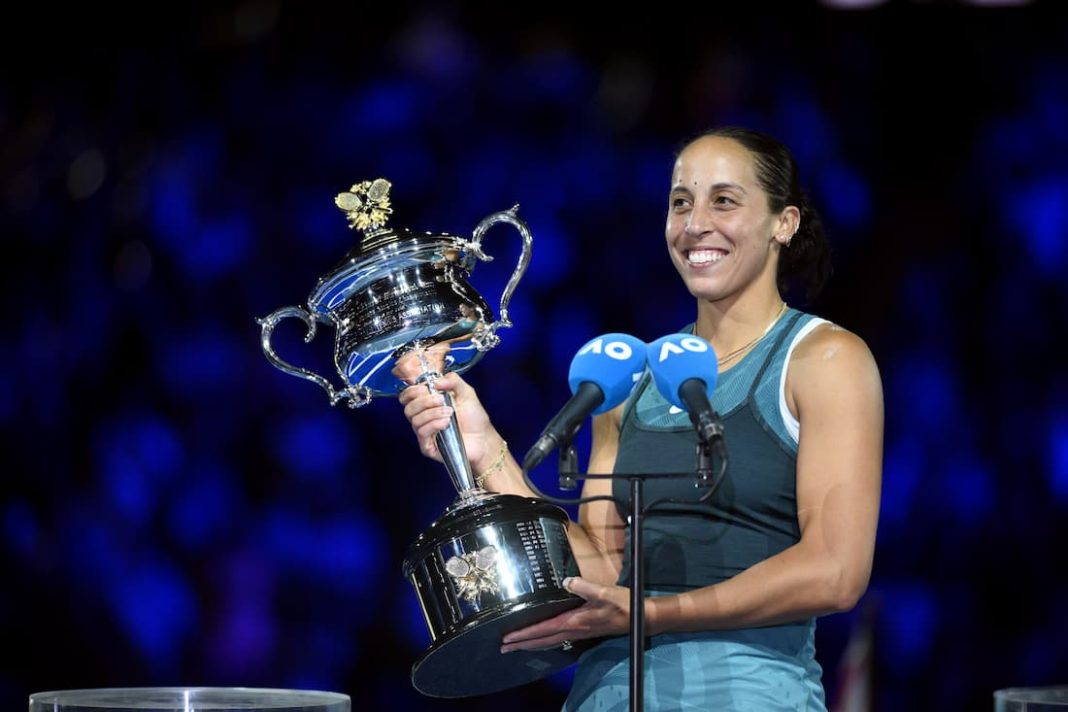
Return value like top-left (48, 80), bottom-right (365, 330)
top-left (687, 249), bottom-right (724, 265)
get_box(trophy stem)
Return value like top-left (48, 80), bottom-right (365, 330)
top-left (411, 354), bottom-right (480, 498)
top-left (435, 391), bottom-right (479, 497)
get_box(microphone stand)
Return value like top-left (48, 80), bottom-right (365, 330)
top-left (537, 435), bottom-right (725, 712)
top-left (627, 471), bottom-right (646, 712)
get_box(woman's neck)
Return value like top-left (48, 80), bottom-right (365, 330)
top-left (694, 290), bottom-right (788, 365)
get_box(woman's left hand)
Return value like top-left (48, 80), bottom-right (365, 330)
top-left (500, 577), bottom-right (632, 653)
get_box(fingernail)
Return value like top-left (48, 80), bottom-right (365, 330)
top-left (562, 577), bottom-right (573, 590)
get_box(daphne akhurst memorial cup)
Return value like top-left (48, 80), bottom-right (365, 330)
top-left (258, 179), bottom-right (583, 697)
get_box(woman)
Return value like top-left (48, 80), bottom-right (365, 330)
top-left (398, 127), bottom-right (883, 710)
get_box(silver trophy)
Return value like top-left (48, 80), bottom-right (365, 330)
top-left (258, 180), bottom-right (582, 698)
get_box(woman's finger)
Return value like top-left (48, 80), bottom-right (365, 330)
top-left (500, 611), bottom-right (581, 653)
top-left (561, 576), bottom-right (602, 601)
top-left (405, 396), bottom-right (449, 425)
top-left (501, 606), bottom-right (584, 645)
top-left (398, 383), bottom-right (426, 406)
top-left (429, 371), bottom-right (463, 395)
top-left (500, 633), bottom-right (573, 654)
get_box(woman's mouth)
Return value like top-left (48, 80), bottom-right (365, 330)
top-left (686, 248), bottom-right (727, 266)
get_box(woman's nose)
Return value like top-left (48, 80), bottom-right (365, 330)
top-left (684, 205), bottom-right (713, 236)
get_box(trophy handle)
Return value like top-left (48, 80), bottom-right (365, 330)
top-left (465, 205), bottom-right (533, 350)
top-left (257, 306), bottom-right (372, 408)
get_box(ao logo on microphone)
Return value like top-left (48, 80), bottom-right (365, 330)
top-left (577, 336), bottom-right (634, 361)
top-left (655, 336), bottom-right (709, 362)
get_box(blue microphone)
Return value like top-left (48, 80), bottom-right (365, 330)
top-left (522, 333), bottom-right (646, 472)
top-left (646, 334), bottom-right (723, 444)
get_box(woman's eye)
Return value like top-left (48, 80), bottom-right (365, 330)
top-left (671, 197), bottom-right (691, 210)
top-left (714, 195), bottom-right (737, 207)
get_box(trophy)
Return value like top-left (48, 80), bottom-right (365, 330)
top-left (258, 179), bottom-right (583, 697)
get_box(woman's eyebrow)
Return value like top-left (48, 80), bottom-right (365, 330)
top-left (709, 181), bottom-right (748, 194)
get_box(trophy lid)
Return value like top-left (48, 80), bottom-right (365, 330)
top-left (307, 179), bottom-right (475, 318)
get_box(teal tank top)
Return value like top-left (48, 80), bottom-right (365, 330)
top-left (614, 309), bottom-right (821, 591)
top-left (566, 309), bottom-right (831, 711)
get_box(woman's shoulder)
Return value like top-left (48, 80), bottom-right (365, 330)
top-left (787, 320), bottom-right (880, 393)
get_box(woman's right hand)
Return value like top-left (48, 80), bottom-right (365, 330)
top-left (397, 370), bottom-right (499, 471)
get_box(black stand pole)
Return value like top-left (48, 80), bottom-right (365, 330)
top-left (559, 445), bottom-right (647, 709)
top-left (629, 476), bottom-right (644, 712)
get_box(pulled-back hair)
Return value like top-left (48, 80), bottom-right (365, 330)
top-left (685, 126), bottom-right (833, 303)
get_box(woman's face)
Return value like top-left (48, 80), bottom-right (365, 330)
top-left (665, 136), bottom-right (790, 304)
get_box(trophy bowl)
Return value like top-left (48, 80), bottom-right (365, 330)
top-left (258, 179), bottom-right (583, 697)
top-left (258, 179), bottom-right (526, 408)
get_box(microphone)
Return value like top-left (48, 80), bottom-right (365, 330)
top-left (521, 333), bottom-right (646, 472)
top-left (646, 333), bottom-right (723, 444)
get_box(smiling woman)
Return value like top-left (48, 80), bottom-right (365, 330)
top-left (669, 127), bottom-right (833, 305)
top-left (399, 127), bottom-right (883, 711)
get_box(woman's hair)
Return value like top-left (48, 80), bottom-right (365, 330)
top-left (685, 126), bottom-right (833, 303)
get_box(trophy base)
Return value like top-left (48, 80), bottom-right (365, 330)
top-left (411, 593), bottom-right (584, 698)
top-left (403, 494), bottom-right (586, 698)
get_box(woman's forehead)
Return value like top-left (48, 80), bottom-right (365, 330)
top-left (671, 136), bottom-right (758, 188)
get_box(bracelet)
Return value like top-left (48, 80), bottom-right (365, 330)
top-left (475, 440), bottom-right (509, 489)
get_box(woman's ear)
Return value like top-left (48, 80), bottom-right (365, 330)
top-left (774, 205), bottom-right (801, 246)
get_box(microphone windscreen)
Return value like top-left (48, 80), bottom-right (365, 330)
top-left (567, 333), bottom-right (647, 415)
top-left (645, 334), bottom-right (719, 411)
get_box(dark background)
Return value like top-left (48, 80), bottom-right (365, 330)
top-left (3, 1), bottom-right (1067, 710)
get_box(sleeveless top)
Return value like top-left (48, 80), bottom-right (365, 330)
top-left (613, 309), bottom-right (826, 592)
top-left (562, 309), bottom-right (831, 712)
